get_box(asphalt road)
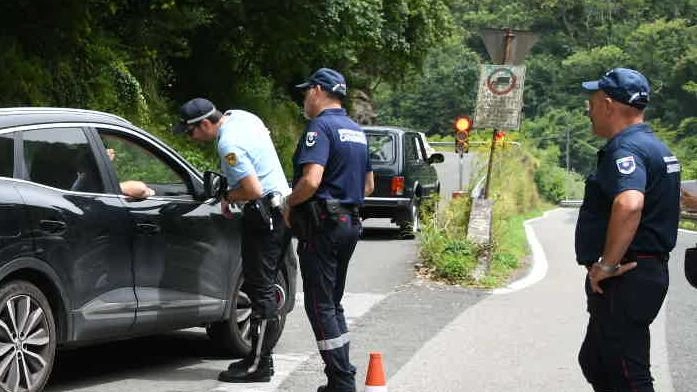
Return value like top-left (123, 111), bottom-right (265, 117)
top-left (44, 153), bottom-right (696, 391)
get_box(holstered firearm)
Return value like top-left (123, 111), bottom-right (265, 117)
top-left (289, 200), bottom-right (322, 240)
top-left (243, 198), bottom-right (273, 232)
top-left (324, 199), bottom-right (359, 222)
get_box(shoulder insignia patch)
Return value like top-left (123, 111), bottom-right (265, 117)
top-left (225, 152), bottom-right (238, 166)
top-left (615, 156), bottom-right (636, 175)
top-left (305, 131), bottom-right (319, 147)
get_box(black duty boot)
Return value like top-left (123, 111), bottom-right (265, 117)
top-left (218, 319), bottom-right (275, 383)
top-left (226, 355), bottom-right (253, 371)
top-left (218, 355), bottom-right (273, 382)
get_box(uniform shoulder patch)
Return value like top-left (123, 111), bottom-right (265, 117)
top-left (225, 152), bottom-right (238, 166)
top-left (615, 156), bottom-right (636, 175)
top-left (305, 131), bottom-right (319, 147)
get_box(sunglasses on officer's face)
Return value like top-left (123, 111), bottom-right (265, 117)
top-left (186, 122), bottom-right (200, 136)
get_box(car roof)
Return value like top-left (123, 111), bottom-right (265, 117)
top-left (0, 107), bottom-right (134, 130)
top-left (362, 125), bottom-right (415, 135)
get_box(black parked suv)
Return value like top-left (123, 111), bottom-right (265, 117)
top-left (0, 108), bottom-right (296, 391)
top-left (361, 126), bottom-right (443, 239)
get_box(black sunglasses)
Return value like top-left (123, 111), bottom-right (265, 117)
top-left (186, 122), bottom-right (200, 136)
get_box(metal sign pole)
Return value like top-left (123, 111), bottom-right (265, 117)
top-left (482, 28), bottom-right (514, 199)
top-left (459, 151), bottom-right (464, 191)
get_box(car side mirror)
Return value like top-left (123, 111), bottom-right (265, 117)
top-left (428, 153), bottom-right (444, 164)
top-left (203, 171), bottom-right (228, 200)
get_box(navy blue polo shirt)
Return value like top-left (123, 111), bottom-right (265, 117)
top-left (292, 108), bottom-right (372, 205)
top-left (575, 123), bottom-right (681, 265)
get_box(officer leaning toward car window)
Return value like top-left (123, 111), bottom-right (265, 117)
top-left (575, 68), bottom-right (680, 392)
top-left (173, 98), bottom-right (291, 383)
top-left (281, 68), bottom-right (374, 392)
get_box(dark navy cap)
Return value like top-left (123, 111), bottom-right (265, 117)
top-left (295, 68), bottom-right (348, 97)
top-left (172, 97), bottom-right (217, 134)
top-left (582, 68), bottom-right (650, 109)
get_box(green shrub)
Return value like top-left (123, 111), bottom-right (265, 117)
top-left (419, 195), bottom-right (484, 284)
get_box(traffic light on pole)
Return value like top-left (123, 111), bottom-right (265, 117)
top-left (454, 115), bottom-right (472, 153)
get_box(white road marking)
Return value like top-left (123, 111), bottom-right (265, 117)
top-left (209, 292), bottom-right (386, 391)
top-left (493, 212), bottom-right (551, 295)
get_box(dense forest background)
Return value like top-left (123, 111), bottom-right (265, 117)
top-left (1, 0), bottom-right (695, 182)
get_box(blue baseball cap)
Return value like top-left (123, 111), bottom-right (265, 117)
top-left (295, 68), bottom-right (348, 97)
top-left (172, 97), bottom-right (217, 134)
top-left (582, 68), bottom-right (650, 109)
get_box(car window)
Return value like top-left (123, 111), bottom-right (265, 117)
top-left (23, 128), bottom-right (104, 193)
top-left (414, 134), bottom-right (426, 161)
top-left (404, 134), bottom-right (424, 162)
top-left (366, 133), bottom-right (395, 163)
top-left (99, 131), bottom-right (191, 197)
top-left (0, 133), bottom-right (13, 178)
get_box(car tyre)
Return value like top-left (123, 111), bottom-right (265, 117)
top-left (398, 198), bottom-right (420, 239)
top-left (207, 269), bottom-right (288, 357)
top-left (0, 280), bottom-right (57, 392)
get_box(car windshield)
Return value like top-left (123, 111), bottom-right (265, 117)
top-left (366, 132), bottom-right (395, 164)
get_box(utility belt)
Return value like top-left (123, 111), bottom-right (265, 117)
top-left (290, 199), bottom-right (359, 240)
top-left (243, 192), bottom-right (283, 232)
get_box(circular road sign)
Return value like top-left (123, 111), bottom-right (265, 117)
top-left (486, 67), bottom-right (517, 96)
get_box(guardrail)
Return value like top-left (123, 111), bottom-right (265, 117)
top-left (559, 200), bottom-right (697, 221)
top-left (684, 211), bottom-right (697, 221)
top-left (430, 141), bottom-right (521, 148)
top-left (559, 199), bottom-right (583, 208)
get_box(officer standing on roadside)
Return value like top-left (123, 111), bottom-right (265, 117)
top-left (575, 68), bottom-right (680, 392)
top-left (173, 98), bottom-right (291, 383)
top-left (282, 68), bottom-right (374, 392)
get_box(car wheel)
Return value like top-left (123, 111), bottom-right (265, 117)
top-left (398, 198), bottom-right (420, 239)
top-left (207, 270), bottom-right (288, 357)
top-left (0, 280), bottom-right (56, 392)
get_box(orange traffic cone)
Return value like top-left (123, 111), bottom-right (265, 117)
top-left (364, 352), bottom-right (387, 391)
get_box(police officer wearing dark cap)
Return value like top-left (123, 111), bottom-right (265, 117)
top-left (575, 68), bottom-right (680, 391)
top-left (282, 68), bottom-right (374, 392)
top-left (174, 98), bottom-right (291, 383)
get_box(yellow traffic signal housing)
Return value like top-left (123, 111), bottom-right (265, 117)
top-left (454, 115), bottom-right (473, 134)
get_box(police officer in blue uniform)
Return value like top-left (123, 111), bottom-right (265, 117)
top-left (282, 68), bottom-right (374, 392)
top-left (575, 68), bottom-right (680, 392)
top-left (174, 98), bottom-right (291, 383)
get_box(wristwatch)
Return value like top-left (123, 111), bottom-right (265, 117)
top-left (595, 259), bottom-right (620, 273)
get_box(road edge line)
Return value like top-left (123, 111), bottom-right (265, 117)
top-left (492, 209), bottom-right (555, 295)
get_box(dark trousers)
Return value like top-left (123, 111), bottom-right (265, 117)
top-left (579, 256), bottom-right (669, 392)
top-left (298, 213), bottom-right (361, 392)
top-left (242, 206), bottom-right (291, 341)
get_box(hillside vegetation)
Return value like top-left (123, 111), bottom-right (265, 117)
top-left (1, 1), bottom-right (694, 182)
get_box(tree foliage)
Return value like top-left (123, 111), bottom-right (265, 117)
top-left (0, 0), bottom-right (453, 173)
top-left (374, 0), bottom-right (697, 181)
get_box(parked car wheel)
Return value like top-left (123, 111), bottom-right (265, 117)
top-left (207, 269), bottom-right (288, 356)
top-left (0, 280), bottom-right (56, 392)
top-left (398, 198), bottom-right (420, 239)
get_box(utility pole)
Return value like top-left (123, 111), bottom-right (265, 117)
top-left (565, 128), bottom-right (570, 201)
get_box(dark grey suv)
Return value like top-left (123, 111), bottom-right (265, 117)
top-left (0, 108), bottom-right (296, 391)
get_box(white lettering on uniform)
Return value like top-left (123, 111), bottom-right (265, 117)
top-left (664, 156), bottom-right (681, 173)
top-left (667, 164), bottom-right (681, 173)
top-left (338, 129), bottom-right (367, 145)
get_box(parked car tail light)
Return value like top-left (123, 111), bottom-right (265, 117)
top-left (391, 176), bottom-right (405, 196)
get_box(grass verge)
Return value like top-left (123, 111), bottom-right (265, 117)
top-left (419, 145), bottom-right (555, 288)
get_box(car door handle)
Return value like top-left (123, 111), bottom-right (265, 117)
top-left (136, 223), bottom-right (161, 235)
top-left (39, 220), bottom-right (67, 235)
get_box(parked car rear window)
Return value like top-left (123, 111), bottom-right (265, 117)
top-left (23, 127), bottom-right (104, 193)
top-left (0, 133), bottom-right (13, 177)
top-left (367, 133), bottom-right (395, 163)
